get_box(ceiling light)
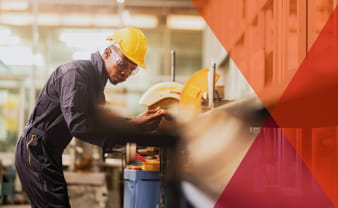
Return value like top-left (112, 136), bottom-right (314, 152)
top-left (0, 0), bottom-right (28, 11)
top-left (121, 10), bottom-right (131, 25)
top-left (93, 14), bottom-right (120, 27)
top-left (0, 27), bottom-right (11, 36)
top-left (0, 12), bottom-right (157, 28)
top-left (37, 13), bottom-right (61, 26)
top-left (0, 46), bottom-right (44, 66)
top-left (0, 36), bottom-right (20, 45)
top-left (59, 30), bottom-right (112, 50)
top-left (128, 15), bottom-right (158, 28)
top-left (167, 15), bottom-right (206, 30)
top-left (1, 13), bottom-right (32, 26)
top-left (0, 27), bottom-right (21, 45)
top-left (62, 14), bottom-right (93, 26)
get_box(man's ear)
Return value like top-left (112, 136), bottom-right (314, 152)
top-left (104, 48), bottom-right (112, 58)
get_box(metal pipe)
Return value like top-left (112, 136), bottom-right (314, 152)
top-left (170, 50), bottom-right (176, 82)
top-left (163, 30), bottom-right (171, 76)
top-left (157, 147), bottom-right (166, 208)
top-left (117, 0), bottom-right (125, 27)
top-left (156, 49), bottom-right (176, 208)
top-left (213, 61), bottom-right (216, 86)
top-left (208, 61), bottom-right (216, 108)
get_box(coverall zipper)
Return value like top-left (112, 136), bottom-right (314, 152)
top-left (26, 134), bottom-right (36, 167)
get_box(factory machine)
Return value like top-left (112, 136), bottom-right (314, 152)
top-left (119, 51), bottom-right (183, 208)
top-left (116, 50), bottom-right (225, 208)
top-left (121, 79), bottom-right (183, 208)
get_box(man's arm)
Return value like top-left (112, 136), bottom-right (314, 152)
top-left (59, 69), bottom-right (130, 147)
top-left (59, 69), bottom-right (173, 148)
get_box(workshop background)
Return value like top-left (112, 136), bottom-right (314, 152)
top-left (0, 0), bottom-right (226, 207)
top-left (1, 0), bottom-right (338, 208)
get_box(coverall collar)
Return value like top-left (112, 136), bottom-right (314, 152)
top-left (91, 52), bottom-right (108, 90)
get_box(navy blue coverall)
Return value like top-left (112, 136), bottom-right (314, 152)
top-left (15, 52), bottom-right (129, 207)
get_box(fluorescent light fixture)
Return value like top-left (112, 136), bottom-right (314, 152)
top-left (0, 35), bottom-right (20, 45)
top-left (93, 14), bottom-right (120, 27)
top-left (117, 0), bottom-right (125, 3)
top-left (1, 0), bottom-right (28, 11)
top-left (64, 13), bottom-right (122, 27)
top-left (167, 15), bottom-right (206, 30)
top-left (128, 14), bottom-right (158, 28)
top-left (62, 14), bottom-right (93, 26)
top-left (0, 27), bottom-right (11, 36)
top-left (121, 10), bottom-right (131, 25)
top-left (1, 13), bottom-right (32, 26)
top-left (59, 30), bottom-right (112, 50)
top-left (0, 12), bottom-right (157, 28)
top-left (37, 13), bottom-right (61, 26)
top-left (0, 46), bottom-right (44, 66)
top-left (0, 27), bottom-right (21, 45)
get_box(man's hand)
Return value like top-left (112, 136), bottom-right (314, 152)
top-left (129, 108), bottom-right (166, 131)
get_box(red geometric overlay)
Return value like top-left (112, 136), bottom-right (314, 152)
top-left (214, 118), bottom-right (334, 208)
top-left (192, 0), bottom-right (338, 207)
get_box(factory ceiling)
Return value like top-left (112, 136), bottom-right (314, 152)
top-left (0, 0), bottom-right (200, 28)
top-left (0, 0), bottom-right (197, 15)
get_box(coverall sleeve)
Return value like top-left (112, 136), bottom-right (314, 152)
top-left (59, 69), bottom-right (126, 148)
top-left (58, 68), bottom-right (174, 149)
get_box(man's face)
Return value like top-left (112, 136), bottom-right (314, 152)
top-left (107, 47), bottom-right (138, 85)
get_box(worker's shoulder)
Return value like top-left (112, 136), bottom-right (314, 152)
top-left (51, 60), bottom-right (96, 84)
top-left (61, 59), bottom-right (94, 73)
top-left (56, 60), bottom-right (95, 76)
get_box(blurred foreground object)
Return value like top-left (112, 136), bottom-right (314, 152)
top-left (179, 95), bottom-right (268, 205)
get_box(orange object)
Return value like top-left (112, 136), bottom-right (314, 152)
top-left (75, 156), bottom-right (93, 170)
top-left (142, 160), bottom-right (160, 171)
top-left (134, 153), bottom-right (147, 162)
top-left (130, 166), bottom-right (142, 170)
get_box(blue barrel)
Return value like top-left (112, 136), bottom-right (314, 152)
top-left (123, 169), bottom-right (160, 208)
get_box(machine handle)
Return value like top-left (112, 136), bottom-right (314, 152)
top-left (134, 153), bottom-right (147, 162)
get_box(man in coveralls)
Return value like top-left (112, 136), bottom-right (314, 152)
top-left (15, 27), bottom-right (166, 207)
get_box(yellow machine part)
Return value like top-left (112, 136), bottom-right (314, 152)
top-left (148, 97), bottom-right (180, 132)
top-left (148, 97), bottom-right (178, 111)
top-left (179, 68), bottom-right (220, 121)
top-left (142, 160), bottom-right (160, 171)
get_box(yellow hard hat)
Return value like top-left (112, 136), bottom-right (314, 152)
top-left (107, 27), bottom-right (148, 69)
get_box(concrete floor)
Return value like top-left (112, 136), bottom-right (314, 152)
top-left (0, 189), bottom-right (120, 208)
